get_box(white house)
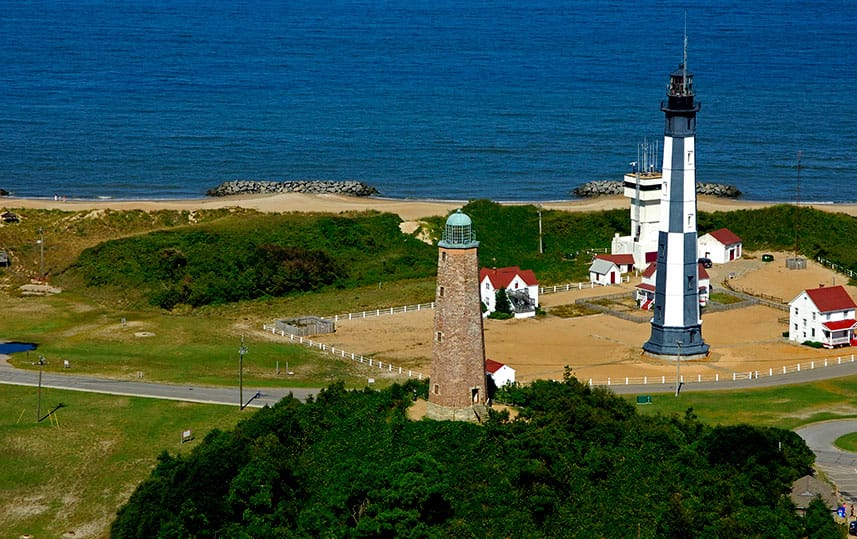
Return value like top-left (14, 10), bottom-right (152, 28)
top-left (480, 266), bottom-right (539, 318)
top-left (789, 285), bottom-right (857, 348)
top-left (635, 263), bottom-right (657, 310)
top-left (486, 358), bottom-right (516, 388)
top-left (698, 228), bottom-right (743, 264)
top-left (635, 262), bottom-right (710, 310)
top-left (589, 254), bottom-right (634, 286)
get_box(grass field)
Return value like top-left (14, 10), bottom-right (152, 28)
top-left (0, 385), bottom-right (244, 538)
top-left (630, 376), bottom-right (857, 430)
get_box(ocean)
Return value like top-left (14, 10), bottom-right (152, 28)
top-left (1, 0), bottom-right (855, 202)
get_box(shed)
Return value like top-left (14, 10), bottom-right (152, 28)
top-left (486, 358), bottom-right (516, 388)
top-left (698, 228), bottom-right (742, 264)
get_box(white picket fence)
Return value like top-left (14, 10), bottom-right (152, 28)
top-left (816, 256), bottom-right (857, 280)
top-left (322, 302), bottom-right (435, 322)
top-left (586, 353), bottom-right (857, 387)
top-left (262, 324), bottom-right (425, 380)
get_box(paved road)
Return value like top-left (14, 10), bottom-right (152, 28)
top-left (796, 420), bottom-right (857, 504)
top-left (0, 359), bottom-right (319, 408)
top-left (606, 360), bottom-right (857, 394)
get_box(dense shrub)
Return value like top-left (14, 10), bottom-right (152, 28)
top-left (113, 379), bottom-right (820, 538)
top-left (68, 212), bottom-right (436, 308)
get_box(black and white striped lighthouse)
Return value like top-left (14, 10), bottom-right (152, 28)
top-left (642, 37), bottom-right (710, 359)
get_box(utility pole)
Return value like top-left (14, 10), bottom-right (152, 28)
top-left (36, 355), bottom-right (46, 420)
top-left (238, 336), bottom-right (248, 410)
top-left (37, 227), bottom-right (45, 280)
top-left (538, 207), bottom-right (544, 254)
top-left (675, 341), bottom-right (682, 398)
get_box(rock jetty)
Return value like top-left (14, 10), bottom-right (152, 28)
top-left (572, 181), bottom-right (741, 198)
top-left (207, 180), bottom-right (379, 197)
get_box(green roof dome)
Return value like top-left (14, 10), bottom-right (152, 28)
top-left (439, 209), bottom-right (479, 249)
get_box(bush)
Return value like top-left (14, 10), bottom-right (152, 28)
top-left (488, 311), bottom-right (514, 320)
top-left (802, 341), bottom-right (825, 349)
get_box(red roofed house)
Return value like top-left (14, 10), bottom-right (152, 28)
top-left (480, 266), bottom-right (539, 319)
top-left (635, 263), bottom-right (710, 310)
top-left (789, 285), bottom-right (857, 348)
top-left (698, 228), bottom-right (743, 264)
top-left (635, 262), bottom-right (658, 310)
top-left (588, 253), bottom-right (635, 286)
top-left (486, 358), bottom-right (516, 388)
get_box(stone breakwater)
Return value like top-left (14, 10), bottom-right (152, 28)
top-left (207, 180), bottom-right (379, 197)
top-left (572, 181), bottom-right (741, 198)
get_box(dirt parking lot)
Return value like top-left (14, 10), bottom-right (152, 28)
top-left (314, 252), bottom-right (857, 384)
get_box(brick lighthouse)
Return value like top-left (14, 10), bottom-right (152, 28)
top-left (426, 209), bottom-right (488, 422)
top-left (642, 36), bottom-right (710, 359)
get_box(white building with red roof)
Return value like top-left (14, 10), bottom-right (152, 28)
top-left (635, 262), bottom-right (710, 310)
top-left (698, 228), bottom-right (743, 264)
top-left (588, 253), bottom-right (635, 286)
top-left (485, 358), bottom-right (516, 388)
top-left (480, 266), bottom-right (539, 319)
top-left (789, 285), bottom-right (857, 348)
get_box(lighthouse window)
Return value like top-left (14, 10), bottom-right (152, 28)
top-left (687, 214), bottom-right (692, 226)
top-left (433, 384), bottom-right (439, 395)
top-left (435, 331), bottom-right (443, 343)
top-left (441, 252), bottom-right (447, 262)
top-left (687, 275), bottom-right (694, 290)
top-left (439, 286), bottom-right (445, 297)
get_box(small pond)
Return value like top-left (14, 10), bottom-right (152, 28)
top-left (0, 342), bottom-right (37, 354)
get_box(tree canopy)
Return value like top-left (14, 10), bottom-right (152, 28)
top-left (112, 377), bottom-right (825, 538)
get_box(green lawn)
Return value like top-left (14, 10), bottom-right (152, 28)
top-left (835, 432), bottom-right (857, 452)
top-left (0, 385), bottom-right (244, 537)
top-left (628, 376), bottom-right (857, 430)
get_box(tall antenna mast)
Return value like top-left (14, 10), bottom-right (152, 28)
top-left (794, 151), bottom-right (802, 259)
top-left (682, 12), bottom-right (688, 95)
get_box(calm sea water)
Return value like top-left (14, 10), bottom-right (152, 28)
top-left (1, 1), bottom-right (855, 202)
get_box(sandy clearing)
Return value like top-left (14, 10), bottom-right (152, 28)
top-left (313, 251), bottom-right (857, 384)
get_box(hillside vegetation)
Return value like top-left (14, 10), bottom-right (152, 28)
top-left (3, 202), bottom-right (857, 312)
top-left (112, 378), bottom-right (828, 538)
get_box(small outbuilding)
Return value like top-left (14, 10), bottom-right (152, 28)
top-left (789, 285), bottom-right (857, 348)
top-left (486, 358), bottom-right (516, 388)
top-left (698, 228), bottom-right (742, 264)
top-left (588, 254), bottom-right (634, 286)
top-left (480, 266), bottom-right (539, 319)
top-left (635, 262), bottom-right (710, 310)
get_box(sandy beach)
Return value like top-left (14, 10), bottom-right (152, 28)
top-left (7, 192), bottom-right (857, 222)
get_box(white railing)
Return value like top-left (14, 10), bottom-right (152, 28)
top-left (584, 353), bottom-right (857, 388)
top-left (816, 256), bottom-right (857, 279)
top-left (262, 324), bottom-right (424, 380)
top-left (322, 302), bottom-right (436, 322)
top-left (540, 282), bottom-right (595, 294)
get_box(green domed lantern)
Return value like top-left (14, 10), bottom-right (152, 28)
top-left (439, 209), bottom-right (479, 249)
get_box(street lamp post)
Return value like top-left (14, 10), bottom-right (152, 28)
top-left (36, 355), bottom-right (46, 420)
top-left (675, 341), bottom-right (682, 398)
top-left (238, 337), bottom-right (248, 409)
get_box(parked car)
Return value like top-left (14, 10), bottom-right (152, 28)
top-left (698, 257), bottom-right (713, 268)
top-left (849, 519), bottom-right (857, 536)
